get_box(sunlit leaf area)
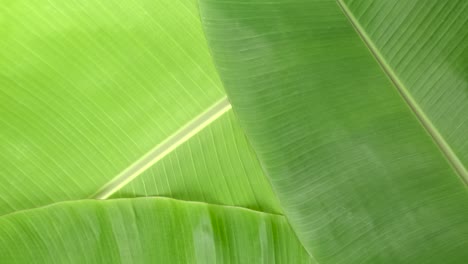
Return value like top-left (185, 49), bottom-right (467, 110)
top-left (1, 0), bottom-right (467, 263)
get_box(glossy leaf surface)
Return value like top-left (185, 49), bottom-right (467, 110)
top-left (341, 0), bottom-right (468, 179)
top-left (0, 198), bottom-right (312, 263)
top-left (0, 0), bottom-right (225, 215)
top-left (0, 0), bottom-right (310, 261)
top-left (111, 110), bottom-right (282, 214)
top-left (200, 0), bottom-right (468, 263)
top-left (2, 0), bottom-right (467, 262)
top-left (0, 0), bottom-right (284, 221)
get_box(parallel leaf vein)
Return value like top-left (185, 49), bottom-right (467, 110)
top-left (337, 0), bottom-right (468, 184)
top-left (92, 97), bottom-right (232, 199)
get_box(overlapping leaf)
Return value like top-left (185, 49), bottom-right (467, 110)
top-left (0, 0), bottom-right (228, 215)
top-left (200, 0), bottom-right (468, 263)
top-left (0, 198), bottom-right (312, 263)
top-left (0, 0), bottom-right (308, 262)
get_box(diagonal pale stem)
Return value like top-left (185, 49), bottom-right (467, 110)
top-left (93, 97), bottom-right (232, 199)
top-left (337, 0), bottom-right (468, 185)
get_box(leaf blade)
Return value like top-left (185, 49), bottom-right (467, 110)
top-left (199, 0), bottom-right (468, 263)
top-left (0, 197), bottom-right (313, 263)
top-left (339, 0), bottom-right (468, 183)
top-left (0, 0), bottom-right (224, 215)
top-left (111, 109), bottom-right (283, 214)
top-left (93, 97), bottom-right (232, 199)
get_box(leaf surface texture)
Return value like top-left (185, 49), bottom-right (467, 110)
top-left (0, 198), bottom-right (312, 263)
top-left (111, 110), bottom-right (283, 214)
top-left (200, 0), bottom-right (468, 263)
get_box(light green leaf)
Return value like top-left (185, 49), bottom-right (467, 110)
top-left (4, 0), bottom-right (466, 262)
top-left (200, 0), bottom-right (468, 263)
top-left (0, 197), bottom-right (312, 263)
top-left (111, 110), bottom-right (283, 214)
top-left (0, 0), bottom-right (224, 215)
top-left (0, 0), bottom-right (281, 218)
top-left (0, 0), bottom-right (310, 261)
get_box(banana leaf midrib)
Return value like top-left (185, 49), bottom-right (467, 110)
top-left (92, 97), bottom-right (232, 199)
top-left (337, 0), bottom-right (468, 185)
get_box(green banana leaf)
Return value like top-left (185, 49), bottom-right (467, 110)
top-left (0, 197), bottom-right (311, 263)
top-left (200, 0), bottom-right (468, 263)
top-left (1, 0), bottom-right (308, 262)
top-left (110, 110), bottom-right (283, 215)
top-left (0, 0), bottom-right (284, 214)
top-left (1, 0), bottom-right (467, 263)
top-left (0, 0), bottom-right (225, 214)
